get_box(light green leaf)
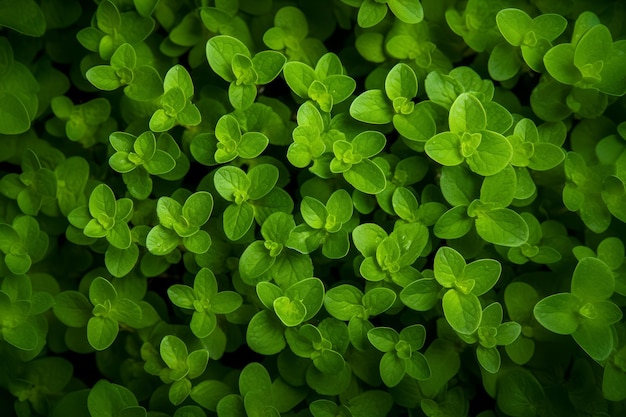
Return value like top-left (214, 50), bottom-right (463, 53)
top-left (533, 293), bottom-right (581, 335)
top-left (385, 63), bottom-right (417, 100)
top-left (442, 290), bottom-right (482, 335)
top-left (87, 316), bottom-right (119, 350)
top-left (474, 208), bottom-right (529, 247)
top-left (350, 90), bottom-right (394, 124)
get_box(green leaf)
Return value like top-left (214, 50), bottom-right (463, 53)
top-left (161, 335), bottom-right (189, 375)
top-left (88, 380), bottom-right (141, 417)
top-left (190, 380), bottom-right (233, 412)
top-left (570, 257), bottom-right (614, 301)
top-left (358, 0), bottom-right (387, 28)
top-left (229, 83), bottom-right (256, 110)
top-left (0, 0), bottom-right (46, 36)
top-left (572, 320), bottom-right (615, 361)
top-left (87, 316), bottom-right (119, 350)
top-left (105, 243), bottom-right (139, 278)
top-left (363, 287), bottom-right (396, 316)
top-left (425, 132), bottom-right (463, 167)
top-left (89, 184), bottom-right (117, 219)
top-left (238, 132), bottom-right (269, 159)
top-left (479, 165), bottom-right (516, 207)
top-left (464, 259), bottom-right (501, 296)
top-left (223, 203), bottom-right (254, 241)
top-left (183, 191), bottom-right (213, 227)
top-left (257, 281), bottom-right (282, 310)
top-left (164, 65), bottom-right (195, 99)
top-left (477, 346), bottom-right (501, 374)
top-left (368, 327), bottom-right (399, 352)
top-left (283, 61), bottom-right (317, 98)
top-left (207, 35), bottom-right (251, 83)
top-left (247, 164), bottom-right (278, 200)
top-left (533, 293), bottom-right (581, 335)
top-left (442, 290), bottom-right (482, 335)
top-left (252, 50), bottom-right (286, 84)
top-left (169, 379), bottom-right (192, 405)
top-left (434, 206), bottom-right (473, 240)
top-left (126, 66), bottom-right (163, 101)
top-left (379, 351), bottom-right (406, 387)
top-left (385, 63), bottom-right (417, 100)
top-left (86, 66), bottom-right (122, 90)
top-left (146, 225), bottom-right (180, 256)
top-left (401, 278), bottom-right (440, 312)
top-left (214, 166), bottom-right (250, 202)
top-left (246, 310), bottom-right (286, 355)
top-left (387, 0), bottom-right (423, 24)
top-left (324, 285), bottom-right (364, 321)
top-left (544, 44), bottom-right (579, 86)
top-left (285, 278), bottom-right (325, 321)
top-left (474, 208), bottom-right (529, 247)
top-left (496, 8), bottom-right (532, 46)
top-left (54, 291), bottom-right (92, 327)
top-left (168, 285), bottom-right (195, 310)
top-left (466, 131), bottom-right (512, 176)
top-left (90, 277), bottom-right (117, 306)
top-left (274, 296), bottom-right (307, 327)
top-left (191, 311), bottom-right (217, 338)
top-left (350, 90), bottom-right (394, 124)
top-left (449, 93), bottom-right (486, 133)
top-left (434, 246), bottom-right (466, 288)
top-left (344, 159), bottom-right (387, 195)
top-left (239, 241), bottom-right (274, 283)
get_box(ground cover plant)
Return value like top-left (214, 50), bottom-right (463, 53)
top-left (2, 0), bottom-right (626, 416)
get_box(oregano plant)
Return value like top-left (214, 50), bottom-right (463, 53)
top-left (2, 0), bottom-right (626, 416)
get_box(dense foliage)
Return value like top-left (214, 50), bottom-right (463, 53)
top-left (2, 0), bottom-right (626, 416)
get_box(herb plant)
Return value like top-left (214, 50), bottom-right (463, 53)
top-left (2, 0), bottom-right (626, 416)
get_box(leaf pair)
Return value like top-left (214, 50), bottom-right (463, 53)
top-left (48, 96), bottom-right (112, 147)
top-left (262, 6), bottom-right (326, 65)
top-left (0, 215), bottom-right (48, 275)
top-left (109, 131), bottom-right (180, 199)
top-left (76, 0), bottom-right (154, 60)
top-left (159, 335), bottom-right (209, 405)
top-left (403, 246), bottom-right (501, 335)
top-left (353, 222), bottom-right (428, 286)
top-left (0, 38), bottom-right (39, 134)
top-left (489, 8), bottom-right (567, 80)
top-left (207, 35), bottom-right (286, 110)
top-left (351, 63), bottom-right (437, 142)
top-left (544, 12), bottom-right (626, 96)
top-left (425, 93), bottom-right (513, 177)
top-left (167, 268), bottom-right (242, 338)
top-left (238, 212), bottom-right (312, 287)
top-left (285, 323), bottom-right (346, 375)
top-left (54, 277), bottom-right (158, 351)
top-left (86, 43), bottom-right (163, 101)
top-left (325, 284), bottom-right (396, 351)
top-left (287, 189), bottom-right (354, 259)
top-left (367, 324), bottom-right (430, 387)
top-left (287, 101), bottom-right (337, 169)
top-left (457, 302), bottom-right (521, 373)
top-left (146, 191), bottom-right (213, 255)
top-left (149, 65), bottom-right (201, 132)
top-left (350, 0), bottom-right (424, 28)
top-left (213, 164), bottom-right (293, 241)
top-left (330, 131), bottom-right (387, 194)
top-left (0, 274), bottom-right (53, 353)
top-left (434, 166), bottom-right (529, 247)
top-left (534, 257), bottom-right (623, 361)
top-left (246, 278), bottom-right (325, 355)
top-left (283, 52), bottom-right (356, 113)
top-left (69, 184), bottom-right (134, 250)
